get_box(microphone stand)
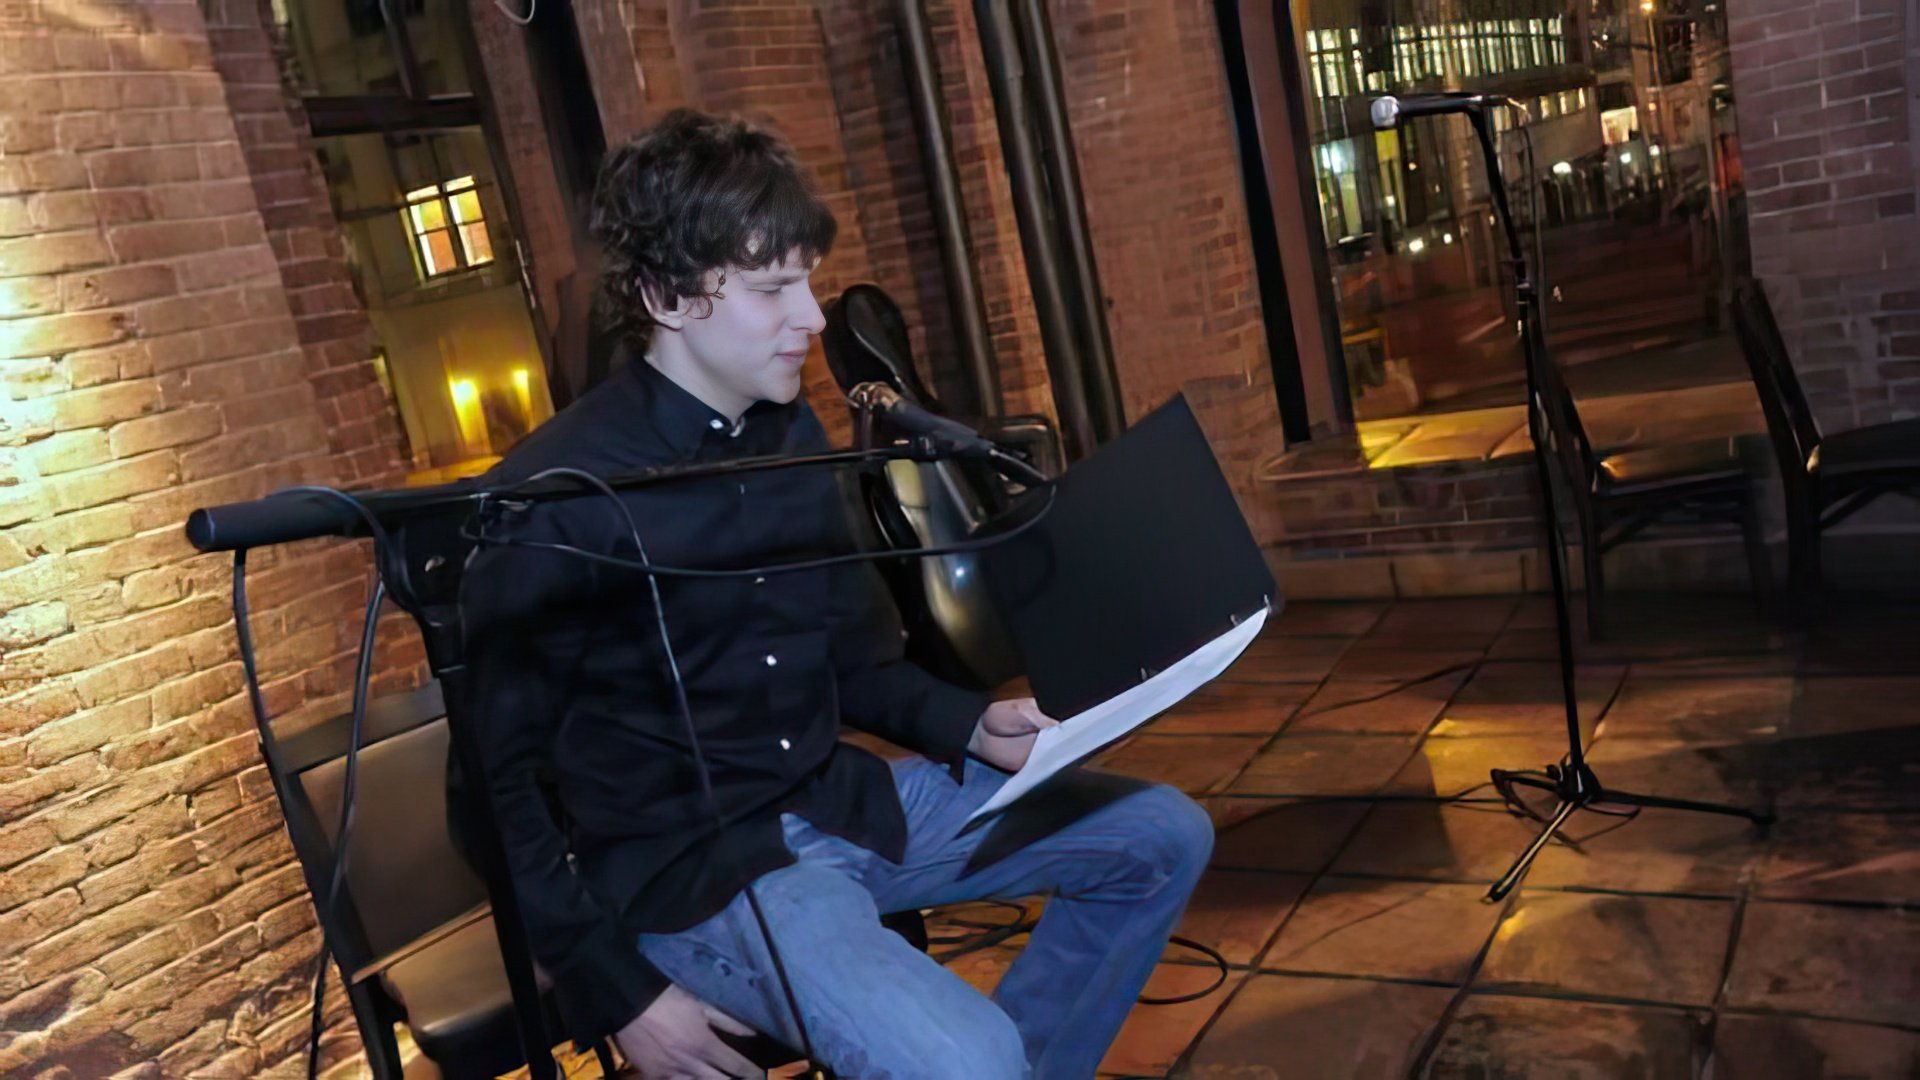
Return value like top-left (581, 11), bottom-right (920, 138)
top-left (189, 435), bottom-right (1037, 1080)
top-left (1454, 103), bottom-right (1772, 901)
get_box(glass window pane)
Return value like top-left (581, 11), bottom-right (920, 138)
top-left (1289, 0), bottom-right (1754, 431)
top-left (458, 222), bottom-right (493, 264)
top-left (409, 197), bottom-right (446, 231)
top-left (278, 0), bottom-right (473, 97)
top-left (421, 230), bottom-right (456, 275)
top-left (451, 189), bottom-right (482, 224)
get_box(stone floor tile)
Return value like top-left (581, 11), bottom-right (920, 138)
top-left (1215, 635), bottom-right (1350, 685)
top-left (1206, 798), bottom-right (1370, 873)
top-left (1150, 681), bottom-right (1309, 736)
top-left (1094, 735), bottom-right (1265, 796)
top-left (1758, 811), bottom-right (1920, 905)
top-left (1724, 901), bottom-right (1920, 1027)
top-left (1425, 995), bottom-right (1705, 1079)
top-left (1330, 802), bottom-right (1544, 883)
top-left (1099, 963), bottom-right (1246, 1077)
top-left (1184, 974), bottom-right (1455, 1079)
top-left (1597, 673), bottom-right (1794, 744)
top-left (1174, 869), bottom-right (1313, 966)
top-left (1224, 734), bottom-right (1421, 797)
top-left (1476, 891), bottom-right (1736, 1007)
top-left (1383, 732), bottom-right (1574, 799)
top-left (1527, 806), bottom-right (1769, 897)
top-left (1707, 1014), bottom-right (1920, 1079)
top-left (1766, 724), bottom-right (1920, 811)
top-left (1286, 674), bottom-right (1465, 736)
top-left (1369, 597), bottom-right (1520, 640)
top-left (1262, 878), bottom-right (1504, 983)
top-left (1269, 601), bottom-right (1388, 638)
top-left (1578, 737), bottom-right (1771, 806)
top-left (1331, 647), bottom-right (1488, 682)
top-left (1790, 676), bottom-right (1920, 738)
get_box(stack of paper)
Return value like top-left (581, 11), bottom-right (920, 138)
top-left (967, 605), bottom-right (1270, 824)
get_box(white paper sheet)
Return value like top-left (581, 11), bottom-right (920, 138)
top-left (966, 605), bottom-right (1271, 824)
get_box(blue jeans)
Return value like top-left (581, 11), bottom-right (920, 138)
top-left (636, 757), bottom-right (1214, 1080)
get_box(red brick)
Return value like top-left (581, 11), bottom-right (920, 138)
top-left (48, 379), bottom-right (162, 431)
top-left (0, 310), bottom-right (132, 359)
top-left (58, 265), bottom-right (178, 311)
top-left (0, 230), bottom-right (111, 277)
top-left (107, 405), bottom-right (222, 457)
top-left (44, 451), bottom-right (179, 514)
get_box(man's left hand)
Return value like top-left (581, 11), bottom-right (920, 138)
top-left (967, 697), bottom-right (1060, 772)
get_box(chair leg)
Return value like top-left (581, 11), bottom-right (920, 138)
top-left (346, 986), bottom-right (407, 1080)
top-left (1582, 530), bottom-right (1606, 641)
top-left (1739, 495), bottom-right (1771, 618)
top-left (1784, 492), bottom-right (1820, 623)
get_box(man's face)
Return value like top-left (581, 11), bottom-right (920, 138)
top-left (668, 250), bottom-right (826, 417)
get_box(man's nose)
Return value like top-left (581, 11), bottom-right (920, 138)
top-left (793, 288), bottom-right (826, 335)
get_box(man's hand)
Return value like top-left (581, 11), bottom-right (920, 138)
top-left (613, 984), bottom-right (763, 1079)
top-left (967, 697), bottom-right (1061, 773)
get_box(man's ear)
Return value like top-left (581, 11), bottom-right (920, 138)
top-left (641, 283), bottom-right (687, 331)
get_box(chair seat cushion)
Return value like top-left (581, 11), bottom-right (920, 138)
top-left (381, 916), bottom-right (556, 1076)
top-left (1598, 436), bottom-right (1750, 497)
top-left (1816, 417), bottom-right (1920, 477)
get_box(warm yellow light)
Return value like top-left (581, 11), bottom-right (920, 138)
top-left (449, 377), bottom-right (487, 453)
top-left (511, 367), bottom-right (533, 423)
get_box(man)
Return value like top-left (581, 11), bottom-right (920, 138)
top-left (462, 109), bottom-right (1213, 1080)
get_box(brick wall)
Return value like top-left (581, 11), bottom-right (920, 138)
top-left (604, 0), bottom-right (1275, 454)
top-left (1729, 0), bottom-right (1920, 428)
top-left (0, 0), bottom-right (420, 1073)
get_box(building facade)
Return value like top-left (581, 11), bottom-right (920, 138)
top-left (1, 0), bottom-right (1915, 1073)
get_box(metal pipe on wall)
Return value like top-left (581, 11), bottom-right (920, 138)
top-left (1009, 0), bottom-right (1126, 443)
top-left (1213, 0), bottom-right (1313, 442)
top-left (897, 0), bottom-right (1004, 419)
top-left (973, 0), bottom-right (1100, 460)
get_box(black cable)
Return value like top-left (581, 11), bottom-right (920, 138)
top-left (1137, 936), bottom-right (1231, 1005)
top-left (232, 544), bottom-right (386, 1080)
top-left (521, 466), bottom-right (828, 1076)
top-left (465, 480), bottom-right (1058, 580)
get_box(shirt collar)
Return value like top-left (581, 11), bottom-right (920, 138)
top-left (622, 352), bottom-right (787, 456)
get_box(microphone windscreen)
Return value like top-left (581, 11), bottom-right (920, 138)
top-left (1369, 96), bottom-right (1400, 130)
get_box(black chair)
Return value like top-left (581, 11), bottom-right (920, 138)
top-left (1528, 346), bottom-right (1769, 638)
top-left (1731, 278), bottom-right (1920, 615)
top-left (258, 681), bottom-right (619, 1079)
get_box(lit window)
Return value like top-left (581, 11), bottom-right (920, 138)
top-left (404, 175), bottom-right (494, 279)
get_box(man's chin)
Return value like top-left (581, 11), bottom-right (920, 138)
top-left (764, 375), bottom-right (805, 404)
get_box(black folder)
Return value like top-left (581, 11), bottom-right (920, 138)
top-left (980, 393), bottom-right (1280, 720)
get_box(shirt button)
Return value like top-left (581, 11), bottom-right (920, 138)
top-left (779, 738), bottom-right (792, 751)
top-left (764, 653), bottom-right (778, 667)
top-left (738, 483), bottom-right (747, 495)
top-left (754, 576), bottom-right (766, 585)
top-left (708, 418), bottom-right (725, 430)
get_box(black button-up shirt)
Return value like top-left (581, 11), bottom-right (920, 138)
top-left (459, 358), bottom-right (989, 1043)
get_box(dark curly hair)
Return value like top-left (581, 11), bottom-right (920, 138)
top-left (590, 109), bottom-right (838, 352)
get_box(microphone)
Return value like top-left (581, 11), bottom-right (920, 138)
top-left (1370, 93), bottom-right (1509, 129)
top-left (847, 382), bottom-right (995, 454)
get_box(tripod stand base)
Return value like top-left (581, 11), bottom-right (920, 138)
top-left (1485, 765), bottom-right (1775, 902)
